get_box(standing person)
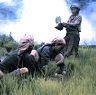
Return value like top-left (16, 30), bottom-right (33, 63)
top-left (55, 3), bottom-right (82, 57)
top-left (31, 37), bottom-right (67, 76)
top-left (0, 34), bottom-right (35, 78)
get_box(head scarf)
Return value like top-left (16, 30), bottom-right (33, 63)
top-left (51, 37), bottom-right (66, 45)
top-left (18, 34), bottom-right (34, 55)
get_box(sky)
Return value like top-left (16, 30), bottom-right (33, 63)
top-left (0, 0), bottom-right (96, 45)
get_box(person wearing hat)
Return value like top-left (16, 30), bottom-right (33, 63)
top-left (55, 3), bottom-right (82, 57)
top-left (0, 34), bottom-right (35, 78)
top-left (30, 37), bottom-right (67, 75)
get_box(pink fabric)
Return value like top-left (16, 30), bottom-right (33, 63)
top-left (19, 34), bottom-right (34, 44)
top-left (51, 37), bottom-right (66, 45)
top-left (18, 34), bottom-right (34, 54)
top-left (30, 50), bottom-right (39, 62)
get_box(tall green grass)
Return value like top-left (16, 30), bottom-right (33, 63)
top-left (0, 47), bottom-right (96, 95)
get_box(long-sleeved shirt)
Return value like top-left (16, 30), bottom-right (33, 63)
top-left (37, 45), bottom-right (57, 68)
top-left (66, 14), bottom-right (82, 34)
top-left (0, 51), bottom-right (35, 74)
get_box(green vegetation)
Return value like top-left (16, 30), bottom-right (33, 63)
top-left (0, 33), bottom-right (18, 56)
top-left (0, 47), bottom-right (96, 95)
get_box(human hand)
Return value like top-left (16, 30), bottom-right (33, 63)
top-left (62, 22), bottom-right (67, 27)
top-left (19, 67), bottom-right (29, 74)
top-left (55, 23), bottom-right (63, 31)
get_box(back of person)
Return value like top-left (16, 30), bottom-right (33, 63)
top-left (0, 51), bottom-right (19, 73)
top-left (37, 44), bottom-right (58, 59)
top-left (37, 44), bottom-right (54, 68)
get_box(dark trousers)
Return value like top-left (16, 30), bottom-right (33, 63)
top-left (64, 33), bottom-right (80, 57)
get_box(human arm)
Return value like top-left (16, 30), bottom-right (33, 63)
top-left (63, 16), bottom-right (82, 28)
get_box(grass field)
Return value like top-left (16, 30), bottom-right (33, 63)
top-left (0, 47), bottom-right (96, 95)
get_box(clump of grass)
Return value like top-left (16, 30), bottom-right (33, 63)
top-left (0, 47), bottom-right (96, 95)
